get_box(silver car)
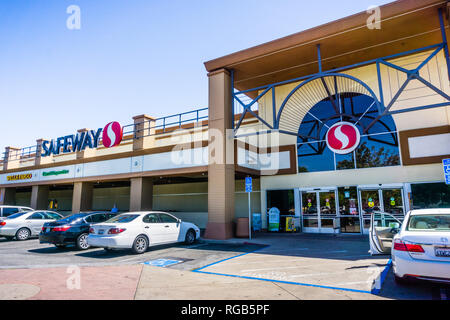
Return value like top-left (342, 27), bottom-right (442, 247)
top-left (0, 210), bottom-right (63, 241)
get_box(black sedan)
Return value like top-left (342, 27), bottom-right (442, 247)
top-left (39, 212), bottom-right (118, 250)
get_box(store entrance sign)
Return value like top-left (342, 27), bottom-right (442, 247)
top-left (444, 159), bottom-right (450, 185)
top-left (42, 129), bottom-right (102, 157)
top-left (326, 122), bottom-right (361, 155)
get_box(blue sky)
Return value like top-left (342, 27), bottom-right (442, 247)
top-left (0, 0), bottom-right (392, 152)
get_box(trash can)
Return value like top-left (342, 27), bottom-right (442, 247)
top-left (236, 218), bottom-right (249, 238)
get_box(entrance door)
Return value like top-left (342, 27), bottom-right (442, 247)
top-left (369, 212), bottom-right (403, 255)
top-left (302, 192), bottom-right (319, 232)
top-left (301, 189), bottom-right (337, 233)
top-left (359, 187), bottom-right (405, 234)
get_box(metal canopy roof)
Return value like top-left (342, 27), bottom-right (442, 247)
top-left (204, 0), bottom-right (449, 93)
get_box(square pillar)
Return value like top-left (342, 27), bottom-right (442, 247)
top-left (31, 185), bottom-right (49, 210)
top-left (72, 182), bottom-right (93, 213)
top-left (205, 69), bottom-right (235, 240)
top-left (132, 115), bottom-right (156, 151)
top-left (0, 187), bottom-right (16, 205)
top-left (129, 177), bottom-right (153, 211)
top-left (3, 146), bottom-right (21, 171)
top-left (35, 138), bottom-right (53, 166)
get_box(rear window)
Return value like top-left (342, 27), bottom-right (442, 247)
top-left (7, 212), bottom-right (28, 219)
top-left (106, 214), bottom-right (139, 223)
top-left (2, 208), bottom-right (19, 216)
top-left (57, 213), bottom-right (86, 224)
top-left (407, 214), bottom-right (450, 232)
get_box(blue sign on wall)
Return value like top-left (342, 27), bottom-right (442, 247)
top-left (41, 128), bottom-right (102, 157)
top-left (444, 159), bottom-right (450, 185)
top-left (245, 177), bottom-right (252, 193)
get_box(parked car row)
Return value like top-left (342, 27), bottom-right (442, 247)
top-left (0, 205), bottom-right (201, 254)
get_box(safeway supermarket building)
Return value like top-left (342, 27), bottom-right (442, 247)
top-left (1, 0), bottom-right (449, 239)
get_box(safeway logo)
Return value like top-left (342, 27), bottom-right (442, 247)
top-left (326, 122), bottom-right (361, 155)
top-left (102, 121), bottom-right (123, 148)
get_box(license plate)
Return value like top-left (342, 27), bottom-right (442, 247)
top-left (435, 247), bottom-right (450, 257)
top-left (98, 229), bottom-right (104, 235)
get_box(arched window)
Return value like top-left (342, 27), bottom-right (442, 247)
top-left (297, 93), bottom-right (400, 173)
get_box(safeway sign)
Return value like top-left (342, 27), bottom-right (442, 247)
top-left (444, 159), bottom-right (450, 185)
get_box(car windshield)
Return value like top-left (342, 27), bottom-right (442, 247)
top-left (407, 214), bottom-right (450, 232)
top-left (6, 212), bottom-right (28, 219)
top-left (105, 214), bottom-right (139, 223)
top-left (56, 213), bottom-right (86, 224)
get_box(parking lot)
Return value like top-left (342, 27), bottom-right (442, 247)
top-left (0, 234), bottom-right (448, 300)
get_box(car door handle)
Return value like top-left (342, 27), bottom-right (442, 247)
top-left (145, 226), bottom-right (149, 229)
top-left (165, 225), bottom-right (170, 228)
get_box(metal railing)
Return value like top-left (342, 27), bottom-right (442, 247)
top-left (1, 108), bottom-right (209, 162)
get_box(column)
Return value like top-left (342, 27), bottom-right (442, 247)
top-left (3, 146), bottom-right (21, 171)
top-left (205, 69), bottom-right (235, 240)
top-left (129, 177), bottom-right (153, 211)
top-left (72, 182), bottom-right (93, 213)
top-left (35, 138), bottom-right (53, 166)
top-left (30, 185), bottom-right (49, 210)
top-left (0, 187), bottom-right (16, 205)
top-left (132, 115), bottom-right (156, 151)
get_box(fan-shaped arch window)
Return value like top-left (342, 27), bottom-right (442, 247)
top-left (297, 92), bottom-right (400, 173)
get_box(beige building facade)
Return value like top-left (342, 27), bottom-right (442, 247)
top-left (1, 0), bottom-right (449, 239)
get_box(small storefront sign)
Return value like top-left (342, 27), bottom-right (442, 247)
top-left (6, 173), bottom-right (32, 181)
top-left (42, 169), bottom-right (69, 177)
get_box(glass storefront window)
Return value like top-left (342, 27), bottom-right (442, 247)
top-left (356, 134), bottom-right (400, 169)
top-left (298, 142), bottom-right (334, 173)
top-left (297, 92), bottom-right (400, 174)
top-left (338, 187), bottom-right (360, 233)
top-left (267, 190), bottom-right (295, 215)
top-left (411, 183), bottom-right (450, 209)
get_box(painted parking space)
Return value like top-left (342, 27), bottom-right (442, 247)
top-left (194, 237), bottom-right (391, 294)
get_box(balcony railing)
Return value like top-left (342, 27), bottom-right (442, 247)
top-left (2, 108), bottom-right (208, 163)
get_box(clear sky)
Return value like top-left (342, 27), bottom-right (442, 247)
top-left (0, 0), bottom-right (392, 153)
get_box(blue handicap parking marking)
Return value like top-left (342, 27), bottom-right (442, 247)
top-left (143, 258), bottom-right (182, 267)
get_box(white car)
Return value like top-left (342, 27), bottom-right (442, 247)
top-left (87, 211), bottom-right (201, 254)
top-left (370, 209), bottom-right (450, 284)
top-left (0, 206), bottom-right (33, 219)
top-left (0, 210), bottom-right (63, 240)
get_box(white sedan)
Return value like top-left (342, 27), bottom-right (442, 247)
top-left (0, 210), bottom-right (63, 240)
top-left (370, 209), bottom-right (450, 284)
top-left (87, 211), bottom-right (201, 254)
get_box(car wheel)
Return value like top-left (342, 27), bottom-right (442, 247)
top-left (185, 229), bottom-right (196, 245)
top-left (15, 228), bottom-right (31, 241)
top-left (76, 233), bottom-right (90, 250)
top-left (132, 235), bottom-right (148, 254)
